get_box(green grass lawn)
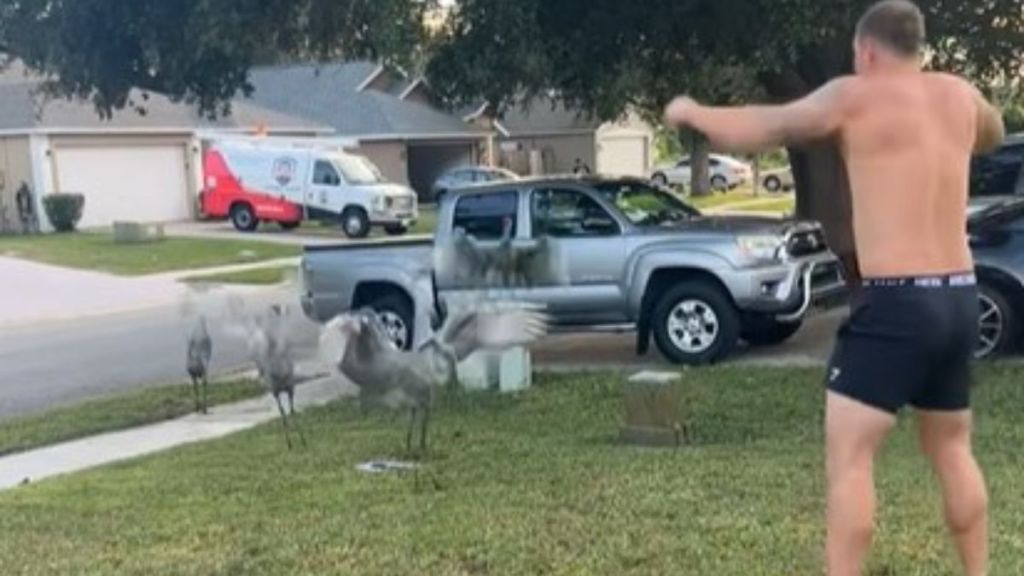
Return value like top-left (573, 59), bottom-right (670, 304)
top-left (728, 196), bottom-right (797, 216)
top-left (0, 233), bottom-right (300, 276)
top-left (687, 186), bottom-right (758, 210)
top-left (0, 379), bottom-right (264, 458)
top-left (2, 366), bottom-right (1023, 574)
top-left (182, 265), bottom-right (297, 286)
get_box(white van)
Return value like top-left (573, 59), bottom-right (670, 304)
top-left (201, 138), bottom-right (418, 238)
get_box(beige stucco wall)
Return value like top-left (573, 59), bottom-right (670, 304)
top-left (355, 140), bottom-right (409, 186)
top-left (498, 133), bottom-right (597, 175)
top-left (0, 136), bottom-right (34, 231)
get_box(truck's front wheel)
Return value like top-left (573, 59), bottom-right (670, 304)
top-left (369, 294), bottom-right (414, 351)
top-left (230, 203), bottom-right (259, 232)
top-left (652, 280), bottom-right (739, 365)
top-left (341, 207), bottom-right (370, 239)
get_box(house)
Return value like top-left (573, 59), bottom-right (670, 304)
top-left (246, 62), bottom-right (655, 197)
top-left (0, 62), bottom-right (327, 231)
top-left (246, 62), bottom-right (492, 199)
top-left (464, 99), bottom-right (654, 178)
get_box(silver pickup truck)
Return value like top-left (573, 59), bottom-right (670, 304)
top-left (300, 177), bottom-right (846, 365)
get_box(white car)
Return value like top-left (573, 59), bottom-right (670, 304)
top-left (650, 154), bottom-right (752, 191)
top-left (761, 167), bottom-right (795, 193)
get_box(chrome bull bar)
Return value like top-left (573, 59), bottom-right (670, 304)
top-left (776, 261), bottom-right (818, 323)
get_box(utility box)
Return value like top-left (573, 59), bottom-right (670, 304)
top-left (620, 371), bottom-right (690, 447)
top-left (112, 221), bottom-right (165, 244)
top-left (458, 347), bottom-right (532, 393)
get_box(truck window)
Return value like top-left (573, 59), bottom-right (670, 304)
top-left (531, 188), bottom-right (620, 238)
top-left (453, 191), bottom-right (518, 240)
top-left (313, 160), bottom-right (341, 186)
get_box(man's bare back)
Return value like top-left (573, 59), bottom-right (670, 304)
top-left (838, 73), bottom-right (978, 278)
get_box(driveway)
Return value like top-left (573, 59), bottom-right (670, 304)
top-left (0, 256), bottom-right (189, 328)
top-left (534, 307), bottom-right (843, 370)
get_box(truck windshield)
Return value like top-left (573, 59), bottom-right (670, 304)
top-left (333, 155), bottom-right (384, 185)
top-left (594, 182), bottom-right (699, 227)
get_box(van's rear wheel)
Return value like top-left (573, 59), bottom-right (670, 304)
top-left (230, 204), bottom-right (259, 232)
top-left (341, 207), bottom-right (370, 239)
top-left (384, 224), bottom-right (408, 236)
top-left (279, 220), bottom-right (301, 231)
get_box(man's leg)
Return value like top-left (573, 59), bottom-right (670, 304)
top-left (917, 410), bottom-right (988, 576)
top-left (826, 391), bottom-right (897, 576)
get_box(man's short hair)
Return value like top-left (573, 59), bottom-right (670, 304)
top-left (855, 0), bottom-right (926, 58)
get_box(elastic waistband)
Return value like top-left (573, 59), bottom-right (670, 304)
top-left (862, 273), bottom-right (976, 289)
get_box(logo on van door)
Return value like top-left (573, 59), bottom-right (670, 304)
top-left (272, 157), bottom-right (297, 187)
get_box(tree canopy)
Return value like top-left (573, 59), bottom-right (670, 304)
top-left (0, 0), bottom-right (429, 118)
top-left (427, 0), bottom-right (1023, 119)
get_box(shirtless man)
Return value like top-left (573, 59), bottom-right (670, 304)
top-left (664, 1), bottom-right (1005, 575)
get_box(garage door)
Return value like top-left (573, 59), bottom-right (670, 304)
top-left (54, 145), bottom-right (190, 228)
top-left (407, 143), bottom-right (475, 200)
top-left (597, 136), bottom-right (649, 177)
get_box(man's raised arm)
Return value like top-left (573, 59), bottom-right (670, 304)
top-left (972, 86), bottom-right (1005, 155)
top-left (664, 78), bottom-right (853, 153)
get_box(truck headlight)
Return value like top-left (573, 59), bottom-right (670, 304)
top-left (737, 235), bottom-right (784, 263)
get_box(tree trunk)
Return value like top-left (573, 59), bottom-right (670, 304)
top-left (751, 154), bottom-right (760, 198)
top-left (687, 131), bottom-right (712, 196)
top-left (788, 140), bottom-right (861, 287)
top-left (760, 65), bottom-right (861, 289)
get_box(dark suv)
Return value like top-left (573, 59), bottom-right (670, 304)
top-left (971, 133), bottom-right (1024, 198)
top-left (969, 196), bottom-right (1024, 358)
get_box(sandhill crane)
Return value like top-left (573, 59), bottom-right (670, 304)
top-left (321, 302), bottom-right (547, 453)
top-left (434, 219), bottom-right (567, 290)
top-left (186, 316), bottom-right (212, 414)
top-left (247, 304), bottom-right (307, 449)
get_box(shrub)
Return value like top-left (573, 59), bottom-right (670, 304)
top-left (42, 193), bottom-right (85, 232)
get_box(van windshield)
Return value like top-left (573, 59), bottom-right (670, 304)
top-left (333, 155), bottom-right (384, 185)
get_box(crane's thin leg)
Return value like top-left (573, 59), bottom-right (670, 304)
top-left (406, 407), bottom-right (417, 455)
top-left (288, 388), bottom-right (307, 447)
top-left (191, 376), bottom-right (201, 414)
top-left (201, 374), bottom-right (209, 414)
top-left (419, 403), bottom-right (430, 454)
top-left (274, 393), bottom-right (293, 450)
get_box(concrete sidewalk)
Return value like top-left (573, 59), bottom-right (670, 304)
top-left (154, 256), bottom-right (301, 282)
top-left (0, 375), bottom-right (354, 491)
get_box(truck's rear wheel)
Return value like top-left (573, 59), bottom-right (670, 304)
top-left (230, 203), bottom-right (259, 232)
top-left (652, 280), bottom-right (739, 365)
top-left (368, 294), bottom-right (413, 351)
top-left (741, 316), bottom-right (803, 347)
top-left (341, 207), bottom-right (370, 239)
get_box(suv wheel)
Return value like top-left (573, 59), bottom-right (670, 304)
top-left (341, 207), bottom-right (370, 239)
top-left (369, 293), bottom-right (413, 351)
top-left (976, 283), bottom-right (1015, 359)
top-left (710, 175), bottom-right (728, 192)
top-left (741, 316), bottom-right (803, 347)
top-left (230, 203), bottom-right (259, 232)
top-left (651, 173), bottom-right (669, 187)
top-left (652, 280), bottom-right (739, 365)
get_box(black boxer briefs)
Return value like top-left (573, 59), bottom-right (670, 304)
top-left (826, 273), bottom-right (979, 414)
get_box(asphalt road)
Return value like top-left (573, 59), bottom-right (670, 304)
top-left (0, 295), bottom-right (845, 422)
top-left (0, 288), bottom-right (314, 421)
